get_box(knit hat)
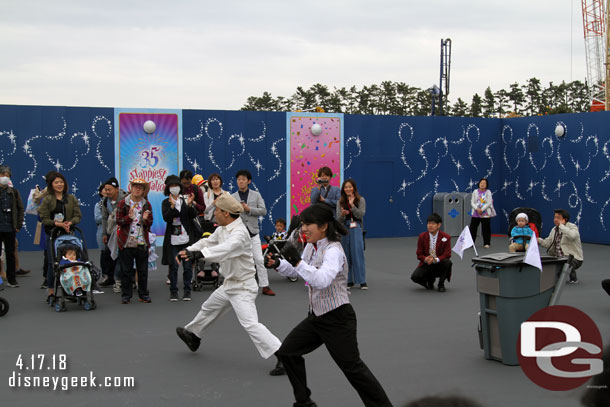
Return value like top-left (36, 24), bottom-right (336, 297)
top-left (516, 212), bottom-right (528, 222)
top-left (103, 177), bottom-right (119, 188)
top-left (214, 193), bottom-right (243, 215)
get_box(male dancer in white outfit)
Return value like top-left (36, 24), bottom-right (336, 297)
top-left (175, 193), bottom-right (284, 374)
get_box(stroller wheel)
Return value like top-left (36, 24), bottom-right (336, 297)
top-left (0, 297), bottom-right (9, 316)
top-left (287, 276), bottom-right (298, 282)
top-left (84, 301), bottom-right (94, 311)
top-left (54, 302), bottom-right (62, 312)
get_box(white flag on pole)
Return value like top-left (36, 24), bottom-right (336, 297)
top-left (452, 225), bottom-right (478, 259)
top-left (524, 235), bottom-right (543, 272)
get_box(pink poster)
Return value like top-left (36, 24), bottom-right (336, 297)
top-left (287, 114), bottom-right (343, 217)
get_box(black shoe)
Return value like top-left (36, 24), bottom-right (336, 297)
top-left (269, 357), bottom-right (285, 376)
top-left (99, 278), bottom-right (115, 287)
top-left (6, 280), bottom-right (19, 288)
top-left (40, 280), bottom-right (48, 289)
top-left (176, 327), bottom-right (201, 352)
top-left (15, 269), bottom-right (31, 275)
top-left (425, 281), bottom-right (434, 290)
top-left (293, 400), bottom-right (318, 407)
top-left (438, 284), bottom-right (446, 292)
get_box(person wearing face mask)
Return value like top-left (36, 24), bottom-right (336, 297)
top-left (161, 175), bottom-right (198, 301)
top-left (0, 165), bottom-right (24, 288)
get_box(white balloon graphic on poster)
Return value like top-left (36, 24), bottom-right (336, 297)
top-left (143, 120), bottom-right (156, 134)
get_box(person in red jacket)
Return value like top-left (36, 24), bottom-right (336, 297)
top-left (411, 213), bottom-right (452, 292)
top-left (116, 178), bottom-right (154, 304)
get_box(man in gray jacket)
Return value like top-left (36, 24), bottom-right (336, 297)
top-left (538, 209), bottom-right (584, 283)
top-left (100, 177), bottom-right (127, 288)
top-left (231, 170), bottom-right (276, 296)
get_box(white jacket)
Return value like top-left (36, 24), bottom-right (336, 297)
top-left (186, 217), bottom-right (255, 284)
top-left (538, 222), bottom-right (584, 261)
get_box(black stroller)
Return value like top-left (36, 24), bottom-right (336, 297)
top-left (0, 285), bottom-right (8, 316)
top-left (192, 232), bottom-right (222, 291)
top-left (49, 227), bottom-right (98, 312)
top-left (506, 207), bottom-right (542, 251)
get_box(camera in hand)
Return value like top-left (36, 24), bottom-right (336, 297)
top-left (316, 178), bottom-right (329, 185)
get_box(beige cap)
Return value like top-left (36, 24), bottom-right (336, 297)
top-left (215, 193), bottom-right (243, 215)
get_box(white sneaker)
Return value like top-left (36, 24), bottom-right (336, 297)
top-left (112, 282), bottom-right (122, 293)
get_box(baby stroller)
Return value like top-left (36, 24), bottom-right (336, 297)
top-left (0, 282), bottom-right (8, 316)
top-left (262, 235), bottom-right (298, 282)
top-left (50, 227), bottom-right (98, 312)
top-left (192, 232), bottom-right (222, 291)
top-left (507, 207), bottom-right (542, 251)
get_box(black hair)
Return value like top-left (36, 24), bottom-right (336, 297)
top-left (208, 172), bottom-right (223, 187)
top-left (317, 166), bottom-right (333, 177)
top-left (478, 178), bottom-right (489, 189)
top-left (179, 170), bottom-right (193, 180)
top-left (286, 215), bottom-right (301, 237)
top-left (98, 184), bottom-right (105, 198)
top-left (427, 213), bottom-right (443, 224)
top-left (229, 213), bottom-right (240, 219)
top-left (60, 244), bottom-right (80, 258)
top-left (300, 204), bottom-right (347, 242)
top-left (339, 178), bottom-right (361, 209)
top-left (275, 218), bottom-right (286, 227)
top-left (553, 208), bottom-right (570, 222)
top-left (235, 169), bottom-right (252, 180)
top-left (0, 165), bottom-right (11, 177)
top-left (46, 172), bottom-right (68, 194)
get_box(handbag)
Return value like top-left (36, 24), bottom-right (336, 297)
top-left (25, 187), bottom-right (41, 215)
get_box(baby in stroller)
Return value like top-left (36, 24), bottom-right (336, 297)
top-left (51, 232), bottom-right (97, 311)
top-left (192, 232), bottom-right (221, 290)
top-left (507, 208), bottom-right (541, 253)
top-left (58, 246), bottom-right (91, 297)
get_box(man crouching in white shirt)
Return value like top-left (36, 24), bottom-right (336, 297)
top-left (175, 193), bottom-right (285, 375)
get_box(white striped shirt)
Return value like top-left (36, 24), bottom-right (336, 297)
top-left (277, 238), bottom-right (350, 316)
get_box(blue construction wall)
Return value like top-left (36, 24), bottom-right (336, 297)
top-left (1, 104), bottom-right (609, 251)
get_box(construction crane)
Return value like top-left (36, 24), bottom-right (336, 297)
top-left (581, 0), bottom-right (608, 111)
top-left (430, 38), bottom-right (451, 116)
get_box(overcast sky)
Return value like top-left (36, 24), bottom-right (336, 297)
top-left (0, 0), bottom-right (587, 111)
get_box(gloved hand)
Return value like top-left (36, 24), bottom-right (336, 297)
top-left (185, 250), bottom-right (204, 262)
top-left (265, 253), bottom-right (281, 269)
top-left (281, 243), bottom-right (301, 267)
top-left (263, 235), bottom-right (272, 243)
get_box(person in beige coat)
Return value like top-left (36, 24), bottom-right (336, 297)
top-left (538, 209), bottom-right (583, 283)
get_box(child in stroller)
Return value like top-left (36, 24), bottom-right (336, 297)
top-left (263, 215), bottom-right (305, 283)
top-left (192, 232), bottom-right (221, 290)
top-left (507, 207), bottom-right (541, 253)
top-left (50, 230), bottom-right (97, 312)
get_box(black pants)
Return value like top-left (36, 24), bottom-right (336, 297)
top-left (101, 246), bottom-right (119, 281)
top-left (411, 259), bottom-right (452, 287)
top-left (119, 246), bottom-right (149, 299)
top-left (602, 280), bottom-right (610, 297)
top-left (277, 304), bottom-right (392, 407)
top-left (0, 231), bottom-right (17, 283)
top-left (470, 217), bottom-right (491, 245)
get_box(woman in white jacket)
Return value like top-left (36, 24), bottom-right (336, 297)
top-left (469, 178), bottom-right (495, 248)
top-left (202, 173), bottom-right (228, 223)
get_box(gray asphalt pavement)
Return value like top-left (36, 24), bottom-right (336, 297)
top-left (1, 237), bottom-right (608, 406)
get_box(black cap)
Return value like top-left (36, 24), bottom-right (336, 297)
top-left (103, 177), bottom-right (119, 188)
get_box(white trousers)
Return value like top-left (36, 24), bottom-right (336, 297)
top-left (184, 278), bottom-right (281, 359)
top-left (250, 233), bottom-right (268, 287)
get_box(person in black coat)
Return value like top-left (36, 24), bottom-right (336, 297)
top-left (161, 175), bottom-right (198, 301)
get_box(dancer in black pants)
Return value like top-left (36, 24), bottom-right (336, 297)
top-left (267, 204), bottom-right (392, 407)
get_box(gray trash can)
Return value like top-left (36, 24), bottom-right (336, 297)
top-left (432, 192), bottom-right (465, 236)
top-left (472, 252), bottom-right (567, 366)
top-left (456, 192), bottom-right (472, 232)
